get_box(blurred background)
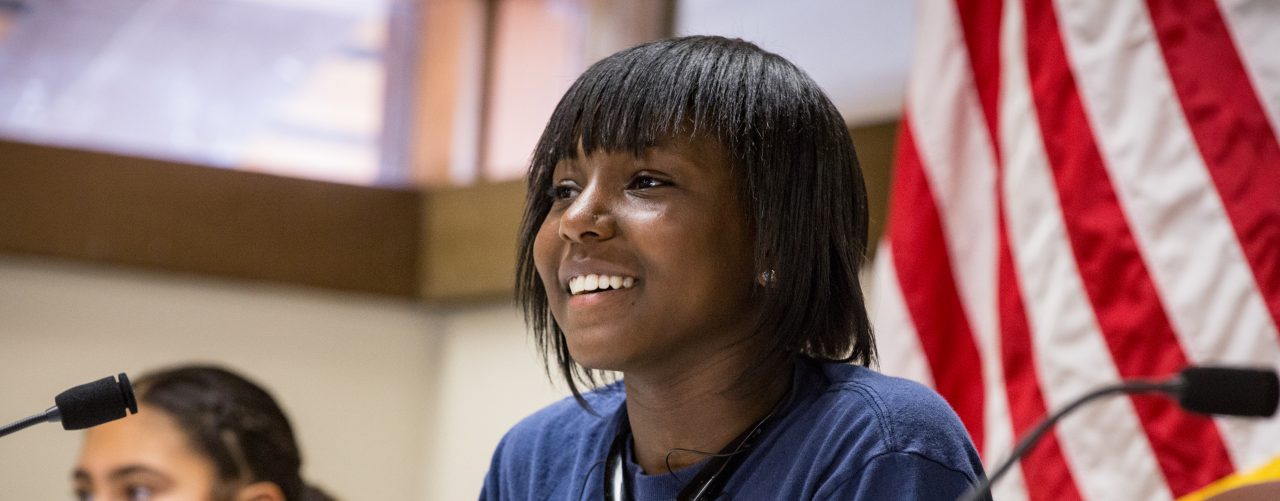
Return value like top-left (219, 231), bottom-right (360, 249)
top-left (0, 0), bottom-right (912, 498)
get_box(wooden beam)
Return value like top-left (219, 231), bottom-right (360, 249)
top-left (0, 139), bottom-right (421, 297)
top-left (419, 180), bottom-right (524, 302)
top-left (0, 120), bottom-right (898, 302)
top-left (849, 121), bottom-right (899, 259)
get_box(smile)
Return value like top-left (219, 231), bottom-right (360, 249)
top-left (568, 274), bottom-right (637, 295)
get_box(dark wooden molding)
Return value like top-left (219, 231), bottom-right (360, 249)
top-left (419, 179), bottom-right (524, 302)
top-left (849, 120), bottom-right (899, 259)
top-left (0, 139), bottom-right (421, 297)
top-left (0, 119), bottom-right (897, 302)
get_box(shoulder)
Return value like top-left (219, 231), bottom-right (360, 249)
top-left (500, 382), bottom-right (624, 452)
top-left (481, 383), bottom-right (624, 499)
top-left (806, 363), bottom-right (985, 493)
top-left (724, 362), bottom-right (985, 499)
top-left (817, 363), bottom-right (974, 454)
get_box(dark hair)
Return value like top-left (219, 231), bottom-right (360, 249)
top-left (515, 36), bottom-right (876, 401)
top-left (134, 366), bottom-right (334, 501)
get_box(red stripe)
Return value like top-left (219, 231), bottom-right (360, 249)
top-left (997, 217), bottom-right (1083, 501)
top-left (889, 119), bottom-right (985, 451)
top-left (1146, 0), bottom-right (1280, 335)
top-left (955, 0), bottom-right (1003, 161)
top-left (954, 1), bottom-right (1084, 497)
top-left (1022, 0), bottom-right (1235, 495)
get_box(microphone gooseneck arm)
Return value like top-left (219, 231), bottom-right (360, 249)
top-left (959, 378), bottom-right (1177, 501)
top-left (0, 406), bottom-right (62, 439)
top-left (961, 365), bottom-right (1279, 501)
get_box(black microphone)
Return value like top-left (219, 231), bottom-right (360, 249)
top-left (1177, 366), bottom-right (1279, 417)
top-left (0, 373), bottom-right (139, 438)
top-left (960, 366), bottom-right (1279, 501)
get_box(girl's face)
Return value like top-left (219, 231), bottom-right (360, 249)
top-left (73, 405), bottom-right (217, 501)
top-left (533, 137), bottom-right (761, 376)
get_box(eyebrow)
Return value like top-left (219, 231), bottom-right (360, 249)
top-left (107, 465), bottom-right (168, 481)
top-left (72, 464), bottom-right (166, 480)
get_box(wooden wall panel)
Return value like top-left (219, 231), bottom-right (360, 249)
top-left (419, 180), bottom-right (524, 302)
top-left (0, 140), bottom-right (420, 297)
top-left (850, 121), bottom-right (899, 258)
top-left (0, 120), bottom-right (896, 302)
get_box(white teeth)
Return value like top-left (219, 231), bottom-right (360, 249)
top-left (567, 274), bottom-right (638, 295)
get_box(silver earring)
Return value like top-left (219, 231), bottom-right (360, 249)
top-left (757, 269), bottom-right (777, 286)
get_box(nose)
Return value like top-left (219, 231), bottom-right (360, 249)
top-left (558, 184), bottom-right (616, 243)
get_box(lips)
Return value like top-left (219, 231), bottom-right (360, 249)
top-left (567, 273), bottom-right (637, 295)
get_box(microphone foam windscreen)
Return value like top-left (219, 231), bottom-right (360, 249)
top-left (1179, 367), bottom-right (1279, 417)
top-left (54, 374), bottom-right (137, 430)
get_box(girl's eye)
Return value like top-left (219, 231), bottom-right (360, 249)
top-left (547, 184), bottom-right (579, 200)
top-left (73, 489), bottom-right (93, 501)
top-left (126, 485), bottom-right (153, 501)
top-left (628, 175), bottom-right (669, 190)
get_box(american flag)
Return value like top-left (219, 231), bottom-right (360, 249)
top-left (869, 1), bottom-right (1280, 499)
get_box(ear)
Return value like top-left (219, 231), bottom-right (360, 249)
top-left (234, 481), bottom-right (286, 501)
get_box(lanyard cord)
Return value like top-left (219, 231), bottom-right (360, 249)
top-left (603, 415), bottom-right (763, 501)
top-left (601, 383), bottom-right (794, 501)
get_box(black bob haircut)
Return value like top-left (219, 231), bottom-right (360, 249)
top-left (516, 35), bottom-right (875, 402)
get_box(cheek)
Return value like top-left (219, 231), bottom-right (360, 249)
top-left (662, 214), bottom-right (756, 300)
top-left (532, 218), bottom-right (561, 286)
top-left (656, 210), bottom-right (752, 271)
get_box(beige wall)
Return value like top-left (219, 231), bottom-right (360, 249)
top-left (418, 303), bottom-right (574, 500)
top-left (0, 255), bottom-right (567, 500)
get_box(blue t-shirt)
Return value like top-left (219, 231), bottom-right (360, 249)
top-left (481, 359), bottom-right (987, 500)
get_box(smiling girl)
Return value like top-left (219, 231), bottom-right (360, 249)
top-left (483, 36), bottom-right (987, 500)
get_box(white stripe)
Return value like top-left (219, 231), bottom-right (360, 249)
top-left (907, 0), bottom-right (999, 361)
top-left (1217, 0), bottom-right (1280, 144)
top-left (868, 243), bottom-right (934, 389)
top-left (1053, 0), bottom-right (1280, 472)
top-left (999, 1), bottom-right (1172, 499)
top-left (906, 3), bottom-right (1024, 499)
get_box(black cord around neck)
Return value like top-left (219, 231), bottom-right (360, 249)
top-left (603, 379), bottom-right (796, 501)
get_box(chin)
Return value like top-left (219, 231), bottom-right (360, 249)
top-left (563, 330), bottom-right (639, 373)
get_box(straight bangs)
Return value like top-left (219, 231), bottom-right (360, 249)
top-left (537, 36), bottom-right (789, 167)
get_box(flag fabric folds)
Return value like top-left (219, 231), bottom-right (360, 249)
top-left (870, 1), bottom-right (1280, 499)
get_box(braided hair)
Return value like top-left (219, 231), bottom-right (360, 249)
top-left (134, 366), bottom-right (335, 501)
